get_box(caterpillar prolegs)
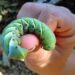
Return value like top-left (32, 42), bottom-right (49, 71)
top-left (2, 17), bottom-right (56, 60)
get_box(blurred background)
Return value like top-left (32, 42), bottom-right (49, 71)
top-left (0, 0), bottom-right (75, 75)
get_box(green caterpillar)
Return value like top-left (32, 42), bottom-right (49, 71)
top-left (2, 17), bottom-right (56, 61)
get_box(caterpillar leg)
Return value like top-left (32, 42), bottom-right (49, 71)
top-left (2, 52), bottom-right (10, 67)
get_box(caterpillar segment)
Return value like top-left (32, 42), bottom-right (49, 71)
top-left (2, 17), bottom-right (56, 61)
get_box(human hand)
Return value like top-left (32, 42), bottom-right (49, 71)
top-left (17, 2), bottom-right (75, 75)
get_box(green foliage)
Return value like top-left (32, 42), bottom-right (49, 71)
top-left (0, 0), bottom-right (24, 33)
top-left (0, 0), bottom-right (19, 15)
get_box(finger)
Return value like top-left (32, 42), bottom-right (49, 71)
top-left (38, 8), bottom-right (57, 32)
top-left (55, 28), bottom-right (75, 37)
top-left (56, 35), bottom-right (75, 58)
top-left (17, 2), bottom-right (44, 18)
top-left (17, 2), bottom-right (58, 32)
top-left (21, 34), bottom-right (40, 52)
top-left (21, 34), bottom-right (52, 68)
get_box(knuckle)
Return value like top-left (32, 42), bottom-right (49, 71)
top-left (59, 6), bottom-right (71, 13)
top-left (22, 2), bottom-right (34, 8)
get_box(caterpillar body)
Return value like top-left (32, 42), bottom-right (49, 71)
top-left (2, 17), bottom-right (56, 60)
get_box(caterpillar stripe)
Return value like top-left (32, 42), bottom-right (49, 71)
top-left (2, 17), bottom-right (56, 60)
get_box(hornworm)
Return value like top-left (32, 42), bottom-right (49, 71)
top-left (2, 17), bottom-right (56, 60)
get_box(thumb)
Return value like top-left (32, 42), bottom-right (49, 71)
top-left (21, 34), bottom-right (40, 52)
top-left (20, 34), bottom-right (52, 70)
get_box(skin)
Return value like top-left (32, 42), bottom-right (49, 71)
top-left (17, 2), bottom-right (75, 75)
